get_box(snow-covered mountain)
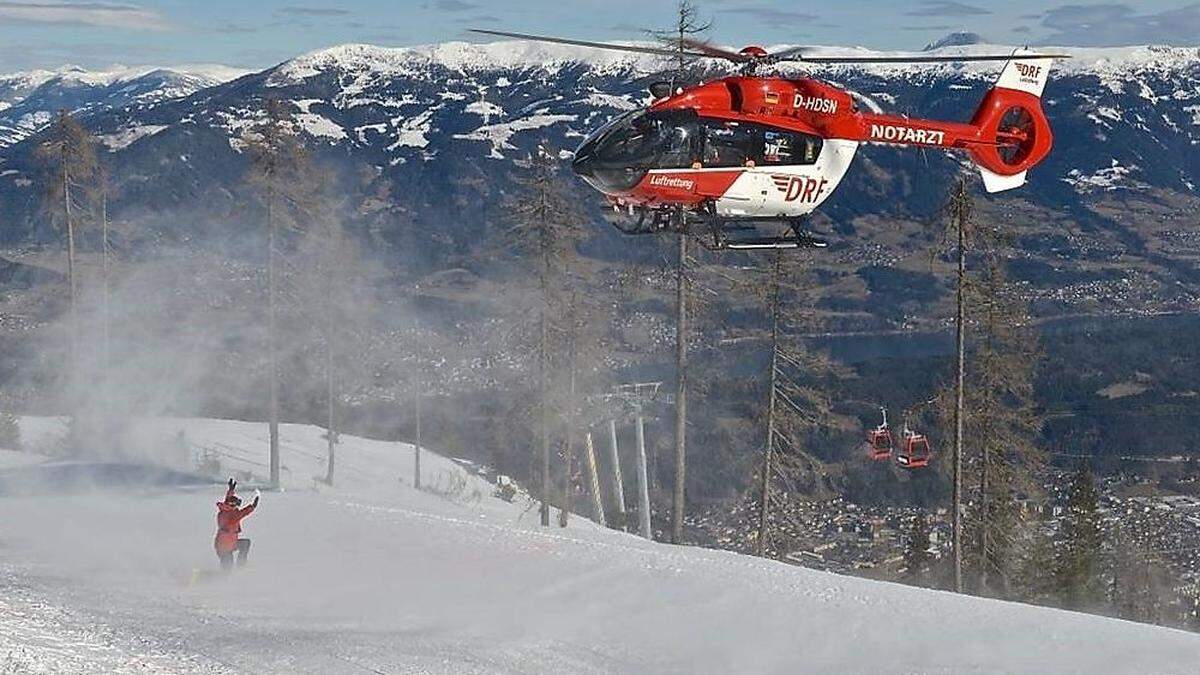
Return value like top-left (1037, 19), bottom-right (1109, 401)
top-left (0, 64), bottom-right (248, 148)
top-left (0, 39), bottom-right (1199, 258)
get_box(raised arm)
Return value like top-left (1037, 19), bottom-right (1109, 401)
top-left (239, 491), bottom-right (260, 517)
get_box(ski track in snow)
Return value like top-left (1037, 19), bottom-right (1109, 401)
top-left (2, 417), bottom-right (1200, 674)
top-left (0, 576), bottom-right (234, 674)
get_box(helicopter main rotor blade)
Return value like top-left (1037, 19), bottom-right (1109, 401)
top-left (776, 52), bottom-right (1070, 64)
top-left (767, 46), bottom-right (816, 62)
top-left (468, 29), bottom-right (712, 60)
top-left (677, 37), bottom-right (754, 63)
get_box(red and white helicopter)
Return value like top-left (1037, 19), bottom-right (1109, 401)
top-left (473, 29), bottom-right (1067, 249)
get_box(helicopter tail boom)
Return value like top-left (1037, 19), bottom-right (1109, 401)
top-left (847, 51), bottom-right (1056, 193)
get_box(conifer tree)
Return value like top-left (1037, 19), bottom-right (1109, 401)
top-left (1055, 461), bottom-right (1103, 609)
top-left (903, 513), bottom-right (933, 586)
top-left (651, 1), bottom-right (711, 90)
top-left (1013, 515), bottom-right (1056, 606)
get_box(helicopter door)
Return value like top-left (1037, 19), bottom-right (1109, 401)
top-left (702, 120), bottom-right (769, 216)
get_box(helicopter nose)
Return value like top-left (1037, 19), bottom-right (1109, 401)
top-left (571, 143), bottom-right (597, 177)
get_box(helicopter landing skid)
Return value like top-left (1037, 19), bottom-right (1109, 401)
top-left (609, 205), bottom-right (826, 251)
top-left (694, 202), bottom-right (828, 251)
top-left (696, 217), bottom-right (828, 251)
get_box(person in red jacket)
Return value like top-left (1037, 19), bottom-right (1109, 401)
top-left (215, 478), bottom-right (259, 571)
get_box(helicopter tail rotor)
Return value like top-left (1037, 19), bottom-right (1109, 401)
top-left (967, 51), bottom-right (1055, 193)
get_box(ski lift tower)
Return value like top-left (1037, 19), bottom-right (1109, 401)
top-left (613, 381), bottom-right (670, 540)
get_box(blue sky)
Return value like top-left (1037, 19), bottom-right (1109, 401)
top-left (1, 0), bottom-right (1198, 72)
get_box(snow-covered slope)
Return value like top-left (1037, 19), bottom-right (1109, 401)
top-left (1, 417), bottom-right (1197, 674)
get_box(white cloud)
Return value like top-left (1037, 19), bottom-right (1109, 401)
top-left (0, 1), bottom-right (171, 31)
top-left (1039, 3), bottom-right (1200, 47)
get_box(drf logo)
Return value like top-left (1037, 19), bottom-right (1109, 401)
top-left (772, 175), bottom-right (829, 203)
top-left (1014, 63), bottom-right (1042, 79)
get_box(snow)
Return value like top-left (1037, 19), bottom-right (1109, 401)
top-left (1, 416), bottom-right (1199, 673)
top-left (98, 124), bottom-right (169, 150)
top-left (0, 448), bottom-right (47, 468)
top-left (464, 99), bottom-right (504, 118)
top-left (1065, 160), bottom-right (1140, 192)
top-left (270, 41), bottom-right (656, 87)
top-left (580, 93), bottom-right (640, 111)
top-left (291, 98), bottom-right (322, 114)
top-left (0, 588), bottom-right (234, 674)
top-left (293, 112), bottom-right (347, 141)
top-left (0, 64), bottom-right (245, 91)
top-left (354, 122), bottom-right (388, 145)
top-left (453, 114), bottom-right (577, 159)
top-left (4, 63), bottom-right (245, 86)
top-left (385, 109), bottom-right (432, 150)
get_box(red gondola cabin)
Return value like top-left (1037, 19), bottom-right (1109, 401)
top-left (896, 431), bottom-right (932, 469)
top-left (866, 427), bottom-right (894, 461)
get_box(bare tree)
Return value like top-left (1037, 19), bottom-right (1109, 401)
top-left (650, 1), bottom-right (712, 90)
top-left (36, 111), bottom-right (99, 385)
top-left (649, 0), bottom-right (712, 545)
top-left (965, 258), bottom-right (1042, 595)
top-left (246, 97), bottom-right (317, 488)
top-left (297, 211), bottom-right (362, 486)
top-left (935, 179), bottom-right (1042, 595)
top-left (752, 250), bottom-right (838, 557)
top-left (501, 146), bottom-right (589, 526)
top-left (944, 180), bottom-right (971, 593)
top-left (99, 174), bottom-right (112, 397)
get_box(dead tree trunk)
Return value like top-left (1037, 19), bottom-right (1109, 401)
top-left (267, 193), bottom-right (281, 489)
top-left (756, 251), bottom-right (782, 557)
top-left (584, 432), bottom-right (607, 527)
top-left (324, 277), bottom-right (336, 486)
top-left (100, 187), bottom-right (111, 390)
top-left (951, 180), bottom-right (968, 594)
top-left (672, 229), bottom-right (688, 544)
top-left (538, 239), bottom-right (551, 526)
top-left (60, 130), bottom-right (78, 378)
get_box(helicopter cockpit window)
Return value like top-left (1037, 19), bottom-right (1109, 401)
top-left (591, 109), bottom-right (699, 170)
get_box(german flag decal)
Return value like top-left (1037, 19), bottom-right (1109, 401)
top-left (764, 91), bottom-right (780, 105)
